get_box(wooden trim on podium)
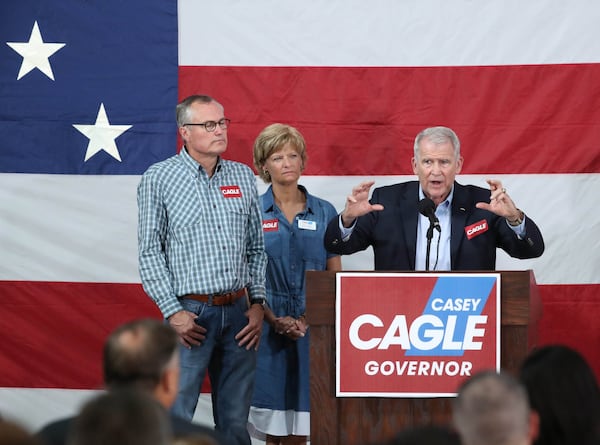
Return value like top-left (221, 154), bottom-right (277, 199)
top-left (306, 270), bottom-right (540, 445)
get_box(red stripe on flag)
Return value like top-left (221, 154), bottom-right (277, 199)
top-left (180, 64), bottom-right (600, 175)
top-left (0, 281), bottom-right (160, 389)
top-left (1, 281), bottom-right (597, 387)
top-left (538, 284), bottom-right (600, 379)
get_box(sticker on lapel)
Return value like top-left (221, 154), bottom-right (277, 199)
top-left (262, 219), bottom-right (279, 232)
top-left (298, 219), bottom-right (316, 230)
top-left (465, 219), bottom-right (488, 239)
top-left (220, 185), bottom-right (242, 198)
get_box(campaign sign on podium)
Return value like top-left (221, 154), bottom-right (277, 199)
top-left (335, 272), bottom-right (500, 397)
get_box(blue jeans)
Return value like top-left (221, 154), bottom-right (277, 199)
top-left (171, 296), bottom-right (256, 445)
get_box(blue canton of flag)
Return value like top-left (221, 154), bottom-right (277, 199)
top-left (0, 0), bottom-right (178, 174)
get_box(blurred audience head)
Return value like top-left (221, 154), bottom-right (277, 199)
top-left (103, 318), bottom-right (180, 408)
top-left (453, 370), bottom-right (537, 445)
top-left (0, 419), bottom-right (40, 445)
top-left (379, 424), bottom-right (461, 445)
top-left (171, 434), bottom-right (219, 445)
top-left (67, 389), bottom-right (171, 445)
top-left (519, 344), bottom-right (600, 445)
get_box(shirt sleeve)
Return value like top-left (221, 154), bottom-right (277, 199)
top-left (505, 215), bottom-right (526, 239)
top-left (137, 171), bottom-right (183, 318)
top-left (324, 201), bottom-right (343, 258)
top-left (339, 214), bottom-right (357, 241)
top-left (244, 174), bottom-right (267, 300)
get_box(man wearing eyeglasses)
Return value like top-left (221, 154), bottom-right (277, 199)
top-left (137, 95), bottom-right (267, 445)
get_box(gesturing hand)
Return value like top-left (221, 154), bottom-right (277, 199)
top-left (341, 181), bottom-right (384, 227)
top-left (475, 179), bottom-right (521, 221)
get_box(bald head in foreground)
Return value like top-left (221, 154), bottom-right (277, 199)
top-left (453, 371), bottom-right (538, 445)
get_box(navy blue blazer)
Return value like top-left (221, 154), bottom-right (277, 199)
top-left (324, 181), bottom-right (544, 270)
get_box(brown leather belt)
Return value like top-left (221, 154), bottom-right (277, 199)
top-left (182, 288), bottom-right (247, 306)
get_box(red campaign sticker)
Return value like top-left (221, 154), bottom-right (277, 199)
top-left (220, 185), bottom-right (242, 198)
top-left (262, 219), bottom-right (279, 232)
top-left (464, 219), bottom-right (489, 240)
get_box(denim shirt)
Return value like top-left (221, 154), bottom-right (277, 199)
top-left (261, 185), bottom-right (337, 317)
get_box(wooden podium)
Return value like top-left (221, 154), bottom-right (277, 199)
top-left (305, 270), bottom-right (541, 445)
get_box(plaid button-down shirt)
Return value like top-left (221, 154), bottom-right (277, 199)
top-left (137, 148), bottom-right (267, 318)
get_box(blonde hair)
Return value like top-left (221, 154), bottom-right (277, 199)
top-left (253, 123), bottom-right (307, 183)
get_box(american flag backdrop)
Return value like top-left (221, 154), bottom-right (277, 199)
top-left (1, 0), bottom-right (599, 433)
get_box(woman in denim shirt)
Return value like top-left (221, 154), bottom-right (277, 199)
top-left (248, 123), bottom-right (341, 445)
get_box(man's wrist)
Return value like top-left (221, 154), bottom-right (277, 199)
top-left (507, 209), bottom-right (524, 226)
top-left (341, 213), bottom-right (356, 228)
top-left (250, 297), bottom-right (267, 309)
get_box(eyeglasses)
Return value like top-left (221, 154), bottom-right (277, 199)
top-left (183, 118), bottom-right (231, 132)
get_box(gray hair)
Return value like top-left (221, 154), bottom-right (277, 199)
top-left (414, 126), bottom-right (461, 160)
top-left (176, 95), bottom-right (222, 127)
top-left (453, 371), bottom-right (531, 445)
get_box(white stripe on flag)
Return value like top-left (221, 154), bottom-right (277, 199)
top-left (179, 0), bottom-right (600, 66)
top-left (2, 173), bottom-right (598, 285)
top-left (0, 389), bottom-right (215, 435)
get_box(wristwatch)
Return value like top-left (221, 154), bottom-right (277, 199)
top-left (507, 209), bottom-right (524, 227)
top-left (250, 297), bottom-right (267, 309)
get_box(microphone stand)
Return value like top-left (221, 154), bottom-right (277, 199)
top-left (425, 222), bottom-right (435, 271)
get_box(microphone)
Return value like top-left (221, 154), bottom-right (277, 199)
top-left (418, 198), bottom-right (441, 232)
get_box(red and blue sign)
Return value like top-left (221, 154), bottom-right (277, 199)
top-left (335, 273), bottom-right (500, 397)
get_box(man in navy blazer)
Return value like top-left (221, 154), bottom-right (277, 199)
top-left (324, 126), bottom-right (544, 270)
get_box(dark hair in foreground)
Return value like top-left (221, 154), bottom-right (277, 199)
top-left (0, 419), bottom-right (41, 445)
top-left (103, 318), bottom-right (179, 391)
top-left (377, 424), bottom-right (461, 445)
top-left (519, 344), bottom-right (600, 445)
top-left (67, 390), bottom-right (171, 445)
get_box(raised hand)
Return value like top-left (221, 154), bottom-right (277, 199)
top-left (475, 179), bottom-right (522, 221)
top-left (341, 181), bottom-right (384, 227)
